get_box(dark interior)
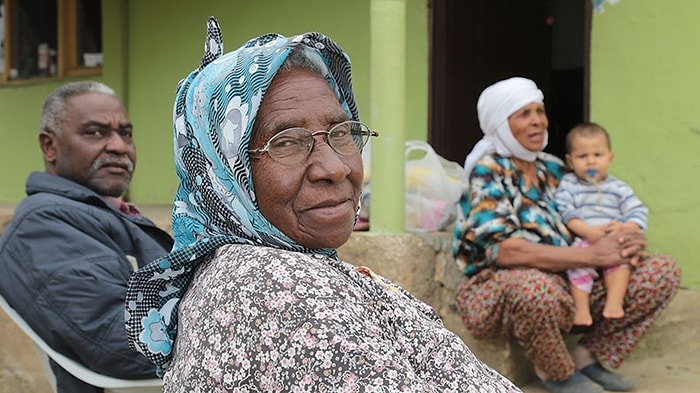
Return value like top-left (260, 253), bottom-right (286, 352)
top-left (429, 0), bottom-right (590, 164)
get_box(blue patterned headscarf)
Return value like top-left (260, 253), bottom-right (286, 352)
top-left (125, 17), bottom-right (360, 375)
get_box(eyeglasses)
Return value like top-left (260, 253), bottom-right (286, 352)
top-left (249, 120), bottom-right (379, 166)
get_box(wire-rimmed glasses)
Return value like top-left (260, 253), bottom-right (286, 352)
top-left (249, 120), bottom-right (379, 166)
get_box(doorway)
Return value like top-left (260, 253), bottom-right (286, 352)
top-left (429, 0), bottom-right (590, 164)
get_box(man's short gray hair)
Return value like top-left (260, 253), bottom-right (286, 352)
top-left (40, 81), bottom-right (117, 132)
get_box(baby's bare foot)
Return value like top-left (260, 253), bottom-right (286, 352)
top-left (574, 310), bottom-right (593, 326)
top-left (603, 304), bottom-right (625, 319)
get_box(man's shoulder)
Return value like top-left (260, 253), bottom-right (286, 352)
top-left (25, 171), bottom-right (97, 201)
top-left (7, 188), bottom-right (133, 243)
top-left (14, 191), bottom-right (91, 218)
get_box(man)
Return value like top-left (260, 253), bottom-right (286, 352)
top-left (0, 81), bottom-right (173, 392)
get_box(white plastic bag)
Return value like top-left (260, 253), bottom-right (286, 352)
top-left (356, 140), bottom-right (464, 232)
top-left (404, 140), bottom-right (463, 232)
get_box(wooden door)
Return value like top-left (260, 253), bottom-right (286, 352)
top-left (429, 0), bottom-right (589, 163)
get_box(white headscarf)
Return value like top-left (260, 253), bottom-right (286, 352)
top-left (462, 77), bottom-right (548, 181)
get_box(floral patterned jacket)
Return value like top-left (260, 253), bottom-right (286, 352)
top-left (453, 153), bottom-right (572, 277)
top-left (162, 244), bottom-right (522, 392)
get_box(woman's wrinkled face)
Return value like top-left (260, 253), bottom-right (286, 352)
top-left (508, 102), bottom-right (548, 152)
top-left (250, 68), bottom-right (363, 249)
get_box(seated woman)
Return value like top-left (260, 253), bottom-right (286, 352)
top-left (452, 77), bottom-right (681, 393)
top-left (125, 17), bottom-right (522, 392)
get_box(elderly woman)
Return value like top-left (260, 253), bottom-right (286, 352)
top-left (453, 77), bottom-right (681, 393)
top-left (125, 18), bottom-right (521, 392)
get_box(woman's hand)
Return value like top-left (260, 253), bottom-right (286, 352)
top-left (617, 228), bottom-right (648, 265)
top-left (590, 228), bottom-right (647, 267)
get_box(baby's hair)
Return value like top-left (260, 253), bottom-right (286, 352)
top-left (565, 122), bottom-right (612, 153)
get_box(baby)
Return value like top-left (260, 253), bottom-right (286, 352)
top-left (555, 122), bottom-right (648, 326)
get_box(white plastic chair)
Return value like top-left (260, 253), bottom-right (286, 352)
top-left (0, 293), bottom-right (162, 393)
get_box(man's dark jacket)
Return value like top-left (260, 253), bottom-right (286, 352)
top-left (0, 172), bottom-right (173, 392)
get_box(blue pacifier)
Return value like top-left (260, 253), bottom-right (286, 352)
top-left (586, 168), bottom-right (598, 184)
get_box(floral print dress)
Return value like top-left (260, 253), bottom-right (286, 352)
top-left (164, 244), bottom-right (522, 392)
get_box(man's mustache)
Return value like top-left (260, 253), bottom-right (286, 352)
top-left (91, 155), bottom-right (134, 174)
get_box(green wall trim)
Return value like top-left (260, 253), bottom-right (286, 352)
top-left (369, 0), bottom-right (407, 233)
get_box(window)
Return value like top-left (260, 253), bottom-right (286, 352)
top-left (0, 0), bottom-right (102, 83)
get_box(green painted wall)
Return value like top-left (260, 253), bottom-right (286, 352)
top-left (591, 1), bottom-right (699, 287)
top-left (126, 0), bottom-right (429, 203)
